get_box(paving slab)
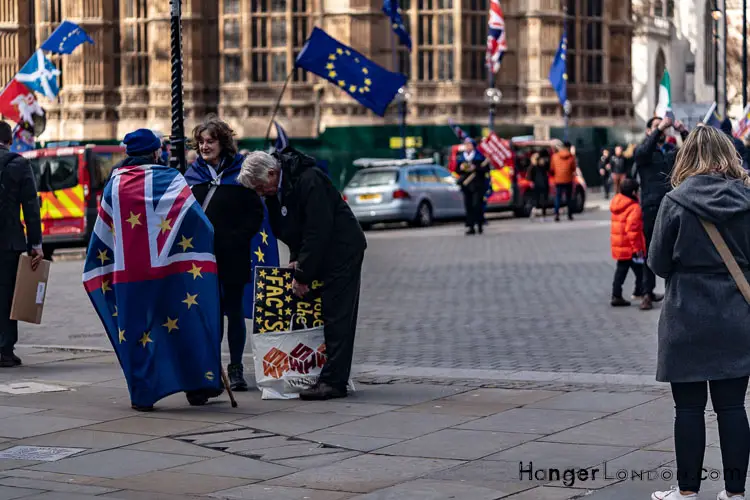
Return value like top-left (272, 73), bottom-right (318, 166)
top-left (322, 411), bottom-right (474, 440)
top-left (344, 384), bottom-right (472, 406)
top-left (527, 391), bottom-right (659, 413)
top-left (352, 478), bottom-right (506, 499)
top-left (82, 416), bottom-right (212, 437)
top-left (266, 454), bottom-right (463, 493)
top-left (539, 417), bottom-right (674, 447)
top-left (245, 443), bottom-right (348, 461)
top-left (0, 485), bottom-right (45, 499)
top-left (209, 484), bottom-right (354, 499)
top-left (486, 441), bottom-right (634, 469)
top-left (14, 429), bottom-right (151, 451)
top-left (272, 451), bottom-right (362, 469)
top-left (216, 436), bottom-right (303, 454)
top-left (31, 406), bottom-right (135, 422)
top-left (0, 477), bottom-right (116, 495)
top-left (99, 491), bottom-right (206, 500)
top-left (440, 388), bottom-right (562, 407)
top-left (0, 469), bottom-right (103, 485)
top-left (166, 454), bottom-right (296, 481)
top-left (423, 459), bottom-right (542, 495)
top-left (607, 396), bottom-right (677, 422)
top-left (0, 415), bottom-right (99, 440)
top-left (28, 448), bottom-right (205, 479)
top-left (15, 493), bottom-right (109, 500)
top-left (397, 400), bottom-right (518, 417)
top-left (97, 470), bottom-right (254, 495)
top-left (456, 408), bottom-right (609, 435)
top-left (503, 486), bottom-right (581, 499)
top-left (122, 437), bottom-right (227, 457)
top-left (0, 407), bottom-right (45, 419)
top-left (291, 401), bottom-right (400, 417)
top-left (376, 429), bottom-right (542, 460)
top-left (297, 432), bottom-right (404, 453)
top-left (232, 411), bottom-right (362, 436)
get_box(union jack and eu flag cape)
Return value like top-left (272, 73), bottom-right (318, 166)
top-left (183, 153), bottom-right (280, 319)
top-left (82, 163), bottom-right (223, 408)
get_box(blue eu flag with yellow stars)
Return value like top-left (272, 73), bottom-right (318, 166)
top-left (82, 164), bottom-right (223, 408)
top-left (549, 25), bottom-right (569, 109)
top-left (243, 203), bottom-right (280, 318)
top-left (296, 27), bottom-right (407, 117)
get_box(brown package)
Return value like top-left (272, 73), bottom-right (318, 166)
top-left (10, 254), bottom-right (51, 324)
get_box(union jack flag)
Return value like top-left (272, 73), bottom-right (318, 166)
top-left (82, 163), bottom-right (223, 408)
top-left (486, 0), bottom-right (507, 74)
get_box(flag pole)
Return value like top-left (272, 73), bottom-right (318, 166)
top-left (169, 0), bottom-right (187, 174)
top-left (263, 69), bottom-right (295, 148)
top-left (562, 3), bottom-right (569, 143)
top-left (391, 31), bottom-right (406, 159)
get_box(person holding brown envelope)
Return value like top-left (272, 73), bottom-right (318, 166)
top-left (0, 121), bottom-right (43, 368)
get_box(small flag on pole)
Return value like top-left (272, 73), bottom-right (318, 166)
top-left (15, 49), bottom-right (61, 100)
top-left (486, 0), bottom-right (507, 74)
top-left (548, 26), bottom-right (568, 110)
top-left (40, 20), bottom-right (94, 54)
top-left (654, 70), bottom-right (674, 119)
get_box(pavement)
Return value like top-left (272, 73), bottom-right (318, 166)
top-left (2, 193), bottom-right (733, 499)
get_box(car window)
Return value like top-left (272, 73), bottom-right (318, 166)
top-left (29, 155), bottom-right (78, 192)
top-left (347, 169), bottom-right (399, 187)
top-left (406, 168), bottom-right (419, 183)
top-left (435, 167), bottom-right (456, 184)
top-left (417, 167), bottom-right (439, 183)
top-left (92, 151), bottom-right (127, 189)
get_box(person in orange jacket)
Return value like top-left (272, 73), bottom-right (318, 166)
top-left (549, 141), bottom-right (578, 221)
top-left (609, 178), bottom-right (647, 307)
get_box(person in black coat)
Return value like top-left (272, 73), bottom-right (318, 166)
top-left (0, 121), bottom-right (43, 368)
top-left (238, 147), bottom-right (367, 401)
top-left (184, 116), bottom-right (265, 397)
top-left (456, 138), bottom-right (490, 235)
top-left (527, 152), bottom-right (550, 218)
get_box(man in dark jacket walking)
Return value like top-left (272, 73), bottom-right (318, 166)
top-left (238, 147), bottom-right (367, 401)
top-left (0, 121), bottom-right (43, 367)
top-left (456, 139), bottom-right (489, 235)
top-left (633, 116), bottom-right (688, 310)
top-left (609, 145), bottom-right (627, 193)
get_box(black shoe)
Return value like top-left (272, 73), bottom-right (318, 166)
top-left (299, 382), bottom-right (347, 401)
top-left (611, 296), bottom-right (631, 307)
top-left (568, 214), bottom-right (574, 221)
top-left (0, 355), bottom-right (15, 368)
top-left (554, 215), bottom-right (560, 222)
top-left (8, 353), bottom-right (21, 366)
top-left (478, 225), bottom-right (484, 234)
top-left (649, 293), bottom-right (664, 303)
top-left (186, 391), bottom-right (209, 406)
top-left (228, 364), bottom-right (248, 392)
top-left (466, 227), bottom-right (476, 235)
top-left (131, 403), bottom-right (154, 412)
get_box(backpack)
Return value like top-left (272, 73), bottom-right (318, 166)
top-left (0, 152), bottom-right (21, 232)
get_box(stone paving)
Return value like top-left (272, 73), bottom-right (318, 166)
top-left (0, 347), bottom-right (744, 500)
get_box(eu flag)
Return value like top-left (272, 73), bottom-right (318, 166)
top-left (40, 20), bottom-right (94, 55)
top-left (548, 26), bottom-right (568, 109)
top-left (383, 0), bottom-right (412, 51)
top-left (82, 164), bottom-right (223, 408)
top-left (296, 27), bottom-right (407, 117)
top-left (243, 202), bottom-right (280, 318)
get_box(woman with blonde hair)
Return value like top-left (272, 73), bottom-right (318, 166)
top-left (649, 125), bottom-right (750, 500)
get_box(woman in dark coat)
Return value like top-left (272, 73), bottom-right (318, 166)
top-left (527, 152), bottom-right (550, 219)
top-left (183, 116), bottom-right (264, 398)
top-left (648, 125), bottom-right (750, 500)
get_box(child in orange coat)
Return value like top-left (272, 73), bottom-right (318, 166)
top-left (609, 179), bottom-right (647, 306)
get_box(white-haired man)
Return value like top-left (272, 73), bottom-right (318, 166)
top-left (238, 147), bottom-right (367, 400)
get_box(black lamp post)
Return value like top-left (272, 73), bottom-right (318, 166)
top-left (169, 0), bottom-right (186, 174)
top-left (712, 3), bottom-right (721, 108)
top-left (743, 0), bottom-right (748, 108)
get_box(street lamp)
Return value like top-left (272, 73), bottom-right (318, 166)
top-left (485, 88), bottom-right (502, 133)
top-left (395, 86), bottom-right (411, 159)
top-left (712, 4), bottom-right (720, 107)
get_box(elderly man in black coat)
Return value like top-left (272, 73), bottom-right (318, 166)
top-left (0, 121), bottom-right (43, 368)
top-left (238, 147), bottom-right (367, 401)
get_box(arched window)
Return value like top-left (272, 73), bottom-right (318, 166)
top-left (582, 0), bottom-right (603, 84)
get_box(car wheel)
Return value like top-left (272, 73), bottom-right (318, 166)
top-left (413, 201), bottom-right (433, 227)
top-left (513, 192), bottom-right (534, 218)
top-left (574, 188), bottom-right (585, 213)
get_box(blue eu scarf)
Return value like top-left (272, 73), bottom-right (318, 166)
top-left (184, 153), bottom-right (245, 186)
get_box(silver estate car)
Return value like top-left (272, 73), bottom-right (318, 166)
top-left (342, 158), bottom-right (465, 229)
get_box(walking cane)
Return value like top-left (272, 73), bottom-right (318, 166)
top-left (220, 366), bottom-right (238, 408)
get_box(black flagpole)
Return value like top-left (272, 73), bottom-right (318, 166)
top-left (264, 69), bottom-right (295, 149)
top-left (169, 0), bottom-right (187, 174)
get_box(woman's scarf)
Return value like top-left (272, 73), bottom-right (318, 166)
top-left (184, 152), bottom-right (245, 186)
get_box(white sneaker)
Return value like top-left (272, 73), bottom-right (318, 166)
top-left (651, 486), bottom-right (698, 500)
top-left (718, 490), bottom-right (746, 500)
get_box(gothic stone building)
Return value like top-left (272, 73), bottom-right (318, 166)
top-left (1, 0), bottom-right (633, 165)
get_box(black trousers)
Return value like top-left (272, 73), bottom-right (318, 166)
top-left (612, 259), bottom-right (643, 298)
top-left (463, 189), bottom-right (484, 228)
top-left (319, 251), bottom-right (364, 390)
top-left (0, 251), bottom-right (21, 355)
top-left (671, 377), bottom-right (750, 494)
top-left (642, 205), bottom-right (659, 295)
top-left (220, 282), bottom-right (247, 367)
top-left (533, 186), bottom-right (548, 216)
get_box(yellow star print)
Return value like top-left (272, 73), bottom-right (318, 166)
top-left (182, 293), bottom-right (198, 309)
top-left (345, 49), bottom-right (351, 55)
top-left (256, 306), bottom-right (263, 314)
top-left (257, 281), bottom-right (265, 289)
top-left (259, 327), bottom-right (268, 333)
top-left (126, 211), bottom-right (142, 228)
top-left (362, 67), bottom-right (369, 75)
top-left (284, 272), bottom-right (291, 280)
top-left (97, 249), bottom-right (109, 265)
top-left (178, 236), bottom-right (194, 252)
top-left (285, 282), bottom-right (292, 291)
top-left (187, 263), bottom-right (203, 280)
top-left (364, 78), bottom-right (372, 86)
top-left (112, 305), bottom-right (118, 317)
top-left (254, 247), bottom-right (265, 263)
top-left (139, 331), bottom-right (153, 347)
top-left (272, 268), bottom-right (279, 276)
top-left (101, 280), bottom-right (112, 293)
top-left (163, 317), bottom-right (179, 333)
top-left (336, 48), bottom-right (343, 55)
top-left (109, 224), bottom-right (116, 237)
top-left (118, 328), bottom-right (126, 343)
top-left (285, 308), bottom-right (292, 316)
top-left (328, 54), bottom-right (336, 60)
top-left (326, 63), bottom-right (334, 70)
top-left (338, 80), bottom-right (345, 87)
top-left (329, 71), bottom-right (337, 78)
top-left (285, 295), bottom-right (292, 303)
top-left (158, 218), bottom-right (173, 235)
top-left (256, 292), bottom-right (264, 301)
top-left (349, 85), bottom-right (357, 93)
top-left (255, 316), bottom-right (263, 325)
top-left (259, 269), bottom-right (267, 278)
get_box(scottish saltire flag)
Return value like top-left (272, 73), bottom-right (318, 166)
top-left (383, 0), bottom-right (412, 51)
top-left (735, 104), bottom-right (750, 139)
top-left (82, 164), bottom-right (223, 408)
top-left (274, 121), bottom-right (289, 151)
top-left (486, 0), bottom-right (507, 73)
top-left (549, 26), bottom-right (568, 108)
top-left (41, 20), bottom-right (94, 54)
top-left (16, 50), bottom-right (60, 100)
top-left (654, 70), bottom-right (674, 119)
top-left (296, 27), bottom-right (407, 117)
